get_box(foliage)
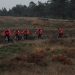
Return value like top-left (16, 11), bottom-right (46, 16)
top-left (0, 0), bottom-right (75, 19)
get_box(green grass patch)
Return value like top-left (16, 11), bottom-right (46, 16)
top-left (0, 42), bottom-right (33, 60)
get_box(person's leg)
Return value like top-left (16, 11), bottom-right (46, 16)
top-left (16, 34), bottom-right (19, 40)
top-left (16, 34), bottom-right (18, 40)
top-left (40, 34), bottom-right (42, 38)
top-left (61, 33), bottom-right (64, 38)
top-left (26, 34), bottom-right (28, 40)
top-left (38, 34), bottom-right (41, 39)
top-left (58, 33), bottom-right (63, 38)
top-left (18, 35), bottom-right (20, 40)
top-left (24, 34), bottom-right (27, 40)
top-left (7, 36), bottom-right (10, 43)
top-left (19, 35), bottom-right (22, 40)
top-left (23, 35), bottom-right (25, 40)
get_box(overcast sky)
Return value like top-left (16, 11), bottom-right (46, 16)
top-left (0, 0), bottom-right (47, 10)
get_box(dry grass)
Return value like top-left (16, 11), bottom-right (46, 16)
top-left (0, 16), bottom-right (75, 75)
top-left (0, 40), bottom-right (74, 75)
top-left (0, 16), bottom-right (75, 29)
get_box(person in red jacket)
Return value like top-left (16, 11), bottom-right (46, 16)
top-left (58, 27), bottom-right (64, 38)
top-left (22, 29), bottom-right (31, 40)
top-left (15, 29), bottom-right (21, 40)
top-left (35, 28), bottom-right (43, 39)
top-left (4, 29), bottom-right (11, 42)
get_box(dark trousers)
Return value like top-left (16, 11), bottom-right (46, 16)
top-left (58, 33), bottom-right (63, 38)
top-left (5, 35), bottom-right (10, 42)
top-left (24, 34), bottom-right (28, 40)
top-left (38, 34), bottom-right (42, 39)
top-left (16, 34), bottom-right (21, 40)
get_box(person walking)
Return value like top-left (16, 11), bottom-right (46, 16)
top-left (15, 29), bottom-right (21, 40)
top-left (58, 27), bottom-right (64, 38)
top-left (35, 28), bottom-right (43, 39)
top-left (4, 29), bottom-right (11, 42)
top-left (22, 29), bottom-right (31, 40)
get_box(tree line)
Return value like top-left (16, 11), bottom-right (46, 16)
top-left (0, 0), bottom-right (75, 19)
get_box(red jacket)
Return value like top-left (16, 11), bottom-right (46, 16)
top-left (58, 28), bottom-right (64, 34)
top-left (36, 29), bottom-right (43, 35)
top-left (15, 30), bottom-right (20, 35)
top-left (22, 29), bottom-right (31, 35)
top-left (4, 30), bottom-right (10, 36)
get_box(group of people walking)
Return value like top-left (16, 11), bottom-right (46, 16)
top-left (3, 28), bottom-right (44, 42)
top-left (2, 27), bottom-right (64, 43)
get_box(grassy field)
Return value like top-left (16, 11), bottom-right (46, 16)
top-left (0, 16), bottom-right (75, 75)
